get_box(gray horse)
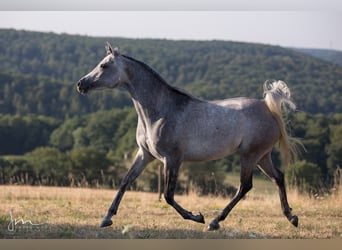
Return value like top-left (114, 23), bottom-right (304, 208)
top-left (77, 43), bottom-right (301, 230)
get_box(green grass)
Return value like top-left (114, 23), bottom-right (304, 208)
top-left (0, 180), bottom-right (341, 239)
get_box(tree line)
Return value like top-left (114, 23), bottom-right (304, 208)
top-left (1, 29), bottom-right (341, 117)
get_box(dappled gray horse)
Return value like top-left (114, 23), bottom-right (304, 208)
top-left (77, 43), bottom-right (300, 230)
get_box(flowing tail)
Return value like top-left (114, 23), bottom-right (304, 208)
top-left (263, 80), bottom-right (302, 166)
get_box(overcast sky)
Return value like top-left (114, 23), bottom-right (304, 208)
top-left (0, 1), bottom-right (341, 51)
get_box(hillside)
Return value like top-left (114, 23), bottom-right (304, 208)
top-left (295, 48), bottom-right (342, 66)
top-left (0, 29), bottom-right (341, 117)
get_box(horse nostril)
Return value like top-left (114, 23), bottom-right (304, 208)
top-left (76, 79), bottom-right (89, 94)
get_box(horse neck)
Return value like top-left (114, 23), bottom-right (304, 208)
top-left (122, 56), bottom-right (189, 121)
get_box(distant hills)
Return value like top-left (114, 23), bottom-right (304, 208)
top-left (294, 48), bottom-right (342, 66)
top-left (0, 29), bottom-right (341, 117)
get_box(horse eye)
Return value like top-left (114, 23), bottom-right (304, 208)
top-left (100, 63), bottom-right (107, 69)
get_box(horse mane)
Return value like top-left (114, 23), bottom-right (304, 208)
top-left (122, 54), bottom-right (201, 102)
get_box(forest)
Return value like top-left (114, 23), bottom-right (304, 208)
top-left (0, 29), bottom-right (341, 195)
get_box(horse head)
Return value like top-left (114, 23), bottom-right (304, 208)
top-left (77, 43), bottom-right (128, 94)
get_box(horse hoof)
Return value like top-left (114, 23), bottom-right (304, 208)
top-left (290, 215), bottom-right (298, 227)
top-left (207, 220), bottom-right (220, 231)
top-left (100, 217), bottom-right (113, 228)
top-left (195, 212), bottom-right (205, 224)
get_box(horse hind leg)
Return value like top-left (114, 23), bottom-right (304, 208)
top-left (208, 154), bottom-right (254, 231)
top-left (257, 153), bottom-right (298, 227)
top-left (164, 158), bottom-right (205, 224)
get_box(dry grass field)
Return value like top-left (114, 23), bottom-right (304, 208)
top-left (0, 179), bottom-right (341, 239)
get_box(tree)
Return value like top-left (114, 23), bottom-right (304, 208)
top-left (0, 114), bottom-right (59, 155)
top-left (68, 146), bottom-right (110, 187)
top-left (286, 160), bottom-right (322, 194)
top-left (181, 161), bottom-right (236, 196)
top-left (25, 147), bottom-right (70, 185)
top-left (326, 115), bottom-right (342, 178)
top-left (292, 113), bottom-right (330, 181)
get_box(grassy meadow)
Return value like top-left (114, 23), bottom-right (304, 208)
top-left (0, 176), bottom-right (341, 239)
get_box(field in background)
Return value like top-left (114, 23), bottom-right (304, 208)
top-left (0, 176), bottom-right (341, 239)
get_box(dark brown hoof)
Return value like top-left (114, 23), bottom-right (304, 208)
top-left (208, 219), bottom-right (220, 231)
top-left (100, 217), bottom-right (113, 228)
top-left (290, 215), bottom-right (298, 227)
top-left (195, 212), bottom-right (205, 224)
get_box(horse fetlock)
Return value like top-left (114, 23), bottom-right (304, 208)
top-left (207, 219), bottom-right (220, 231)
top-left (194, 212), bottom-right (205, 224)
top-left (186, 211), bottom-right (205, 223)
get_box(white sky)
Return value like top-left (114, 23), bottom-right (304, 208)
top-left (0, 1), bottom-right (341, 51)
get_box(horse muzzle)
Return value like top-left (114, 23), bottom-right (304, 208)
top-left (77, 79), bottom-right (91, 94)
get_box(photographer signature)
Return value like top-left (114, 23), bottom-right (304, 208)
top-left (8, 210), bottom-right (46, 232)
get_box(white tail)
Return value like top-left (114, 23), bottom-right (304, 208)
top-left (263, 80), bottom-right (302, 166)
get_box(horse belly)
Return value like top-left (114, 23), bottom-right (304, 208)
top-left (182, 128), bottom-right (242, 161)
top-left (179, 104), bottom-right (245, 161)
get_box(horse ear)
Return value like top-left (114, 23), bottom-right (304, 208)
top-left (113, 47), bottom-right (119, 57)
top-left (105, 42), bottom-right (114, 55)
top-left (105, 42), bottom-right (120, 57)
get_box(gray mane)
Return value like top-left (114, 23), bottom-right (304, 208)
top-left (122, 54), bottom-right (202, 103)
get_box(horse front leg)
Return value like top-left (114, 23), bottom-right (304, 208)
top-left (100, 148), bottom-right (154, 227)
top-left (163, 158), bottom-right (205, 224)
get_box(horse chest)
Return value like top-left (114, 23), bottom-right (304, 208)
top-left (137, 118), bottom-right (175, 160)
